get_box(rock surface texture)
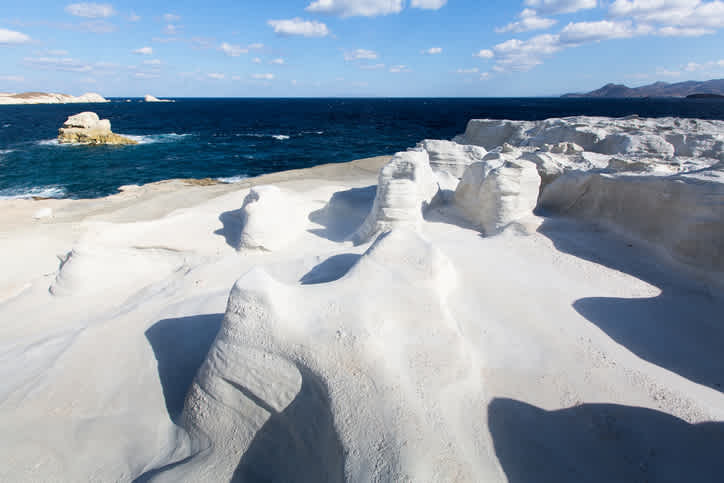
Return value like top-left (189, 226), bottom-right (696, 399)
top-left (144, 94), bottom-right (173, 103)
top-left (0, 92), bottom-right (108, 105)
top-left (57, 112), bottom-right (137, 145)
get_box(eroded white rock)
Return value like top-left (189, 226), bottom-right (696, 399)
top-left (352, 150), bottom-right (438, 244)
top-left (414, 139), bottom-right (487, 178)
top-left (239, 185), bottom-right (305, 251)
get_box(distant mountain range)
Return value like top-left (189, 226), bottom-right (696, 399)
top-left (562, 79), bottom-right (724, 98)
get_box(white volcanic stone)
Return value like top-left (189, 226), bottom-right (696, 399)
top-left (144, 94), bottom-right (172, 103)
top-left (455, 159), bottom-right (541, 235)
top-left (155, 229), bottom-right (475, 483)
top-left (414, 139), bottom-right (487, 178)
top-left (238, 185), bottom-right (305, 251)
top-left (352, 150), bottom-right (438, 244)
top-left (58, 112), bottom-right (136, 145)
top-left (0, 92), bottom-right (108, 105)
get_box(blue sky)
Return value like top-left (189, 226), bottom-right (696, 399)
top-left (1, 0), bottom-right (723, 97)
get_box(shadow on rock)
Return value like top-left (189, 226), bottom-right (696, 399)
top-left (489, 397), bottom-right (724, 483)
top-left (232, 367), bottom-right (345, 483)
top-left (214, 208), bottom-right (244, 249)
top-left (300, 253), bottom-right (361, 285)
top-left (539, 217), bottom-right (724, 393)
top-left (145, 313), bottom-right (223, 420)
top-left (308, 185), bottom-right (376, 242)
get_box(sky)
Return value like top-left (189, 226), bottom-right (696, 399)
top-left (0, 0), bottom-right (723, 97)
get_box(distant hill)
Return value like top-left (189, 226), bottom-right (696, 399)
top-left (562, 79), bottom-right (724, 98)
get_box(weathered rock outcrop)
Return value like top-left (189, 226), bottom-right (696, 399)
top-left (352, 150), bottom-right (438, 244)
top-left (57, 112), bottom-right (137, 145)
top-left (144, 94), bottom-right (173, 103)
top-left (413, 139), bottom-right (487, 178)
top-left (238, 186), bottom-right (305, 251)
top-left (0, 92), bottom-right (108, 105)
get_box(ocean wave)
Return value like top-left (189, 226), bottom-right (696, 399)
top-left (2, 124), bottom-right (10, 128)
top-left (217, 175), bottom-right (248, 184)
top-left (123, 133), bottom-right (192, 144)
top-left (0, 185), bottom-right (67, 200)
top-left (236, 133), bottom-right (290, 141)
top-left (0, 149), bottom-right (14, 155)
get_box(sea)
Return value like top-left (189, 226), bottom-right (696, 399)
top-left (1, 97), bottom-right (723, 200)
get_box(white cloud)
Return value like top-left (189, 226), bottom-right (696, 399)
top-left (134, 46), bottom-right (153, 55)
top-left (129, 12), bottom-right (140, 22)
top-left (456, 67), bottom-right (479, 73)
top-left (480, 72), bottom-right (491, 80)
top-left (558, 20), bottom-right (642, 44)
top-left (496, 9), bottom-right (557, 33)
top-left (220, 42), bottom-right (248, 56)
top-left (658, 25), bottom-right (714, 35)
top-left (685, 59), bottom-right (724, 71)
top-left (143, 59), bottom-right (161, 65)
top-left (490, 33), bottom-right (563, 71)
top-left (268, 18), bottom-right (329, 37)
top-left (656, 67), bottom-right (681, 77)
top-left (0, 75), bottom-right (24, 82)
top-left (46, 49), bottom-right (69, 56)
top-left (359, 63), bottom-right (386, 70)
top-left (134, 72), bottom-right (159, 79)
top-left (248, 43), bottom-right (264, 49)
top-left (252, 73), bottom-right (275, 80)
top-left (0, 28), bottom-right (31, 45)
top-left (65, 3), bottom-right (115, 18)
top-left (421, 47), bottom-right (443, 55)
top-left (252, 57), bottom-right (262, 64)
top-left (24, 57), bottom-right (92, 72)
top-left (207, 72), bottom-right (225, 80)
top-left (306, 0), bottom-right (404, 17)
top-left (163, 13), bottom-right (180, 22)
top-left (410, 0), bottom-right (447, 9)
top-left (473, 49), bottom-right (494, 58)
top-left (610, 0), bottom-right (724, 30)
top-left (344, 48), bottom-right (378, 61)
top-left (523, 0), bottom-right (597, 14)
top-left (270, 58), bottom-right (285, 64)
top-left (389, 64), bottom-right (410, 72)
top-left (164, 24), bottom-right (179, 35)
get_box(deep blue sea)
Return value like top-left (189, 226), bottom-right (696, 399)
top-left (1, 97), bottom-right (723, 199)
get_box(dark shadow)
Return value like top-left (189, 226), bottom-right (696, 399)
top-left (539, 217), bottom-right (724, 393)
top-left (299, 253), bottom-right (361, 285)
top-left (214, 208), bottom-right (244, 249)
top-left (145, 313), bottom-right (224, 420)
top-left (489, 397), bottom-right (724, 483)
top-left (231, 367), bottom-right (345, 483)
top-left (308, 185), bottom-right (376, 242)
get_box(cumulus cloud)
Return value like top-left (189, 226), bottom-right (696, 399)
top-left (685, 59), bottom-right (724, 71)
top-left (473, 49), bottom-right (494, 58)
top-left (248, 43), bottom-right (264, 49)
top-left (134, 46), bottom-right (153, 55)
top-left (207, 72), bottom-right (225, 80)
top-left (0, 28), bottom-right (31, 45)
top-left (456, 67), bottom-right (479, 73)
top-left (558, 20), bottom-right (645, 44)
top-left (389, 64), bottom-right (410, 72)
top-left (344, 48), bottom-right (378, 61)
top-left (496, 9), bottom-right (557, 33)
top-left (410, 0), bottom-right (447, 9)
top-left (610, 0), bottom-right (724, 30)
top-left (164, 24), bottom-right (179, 35)
top-left (252, 73), bottom-right (275, 80)
top-left (24, 56), bottom-right (92, 72)
top-left (268, 18), bottom-right (329, 37)
top-left (421, 47), bottom-right (443, 55)
top-left (658, 26), bottom-right (714, 35)
top-left (491, 33), bottom-right (562, 71)
top-left (523, 0), bottom-right (597, 14)
top-left (220, 42), bottom-right (248, 56)
top-left (270, 58), bottom-right (285, 64)
top-left (359, 63), bottom-right (386, 70)
top-left (65, 3), bottom-right (115, 18)
top-left (306, 0), bottom-right (404, 17)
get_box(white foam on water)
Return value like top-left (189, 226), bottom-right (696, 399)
top-left (271, 134), bottom-right (290, 141)
top-left (217, 175), bottom-right (248, 184)
top-left (0, 185), bottom-right (67, 200)
top-left (124, 133), bottom-right (191, 144)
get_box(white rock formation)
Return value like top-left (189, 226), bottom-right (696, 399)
top-left (57, 112), bottom-right (136, 145)
top-left (455, 159), bottom-right (541, 235)
top-left (414, 139), bottom-right (487, 178)
top-left (238, 185), bottom-right (305, 251)
top-left (352, 150), bottom-right (438, 244)
top-left (144, 94), bottom-right (173, 103)
top-left (0, 92), bottom-right (108, 105)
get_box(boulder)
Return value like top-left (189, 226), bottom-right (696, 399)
top-left (454, 159), bottom-right (541, 235)
top-left (238, 186), bottom-right (305, 251)
top-left (57, 112), bottom-right (137, 145)
top-left (144, 94), bottom-right (172, 103)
